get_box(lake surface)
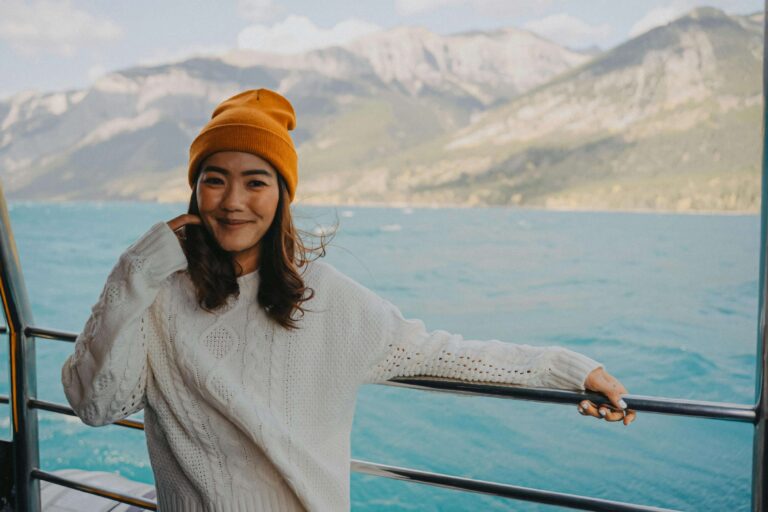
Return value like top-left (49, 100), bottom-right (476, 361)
top-left (0, 201), bottom-right (760, 511)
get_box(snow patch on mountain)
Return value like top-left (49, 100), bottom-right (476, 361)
top-left (75, 109), bottom-right (162, 148)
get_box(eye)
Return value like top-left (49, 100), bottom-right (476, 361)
top-left (203, 177), bottom-right (223, 184)
top-left (249, 180), bottom-right (266, 187)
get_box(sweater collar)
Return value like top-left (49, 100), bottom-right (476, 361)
top-left (237, 268), bottom-right (260, 287)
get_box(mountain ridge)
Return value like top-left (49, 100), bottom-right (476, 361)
top-left (0, 7), bottom-right (762, 213)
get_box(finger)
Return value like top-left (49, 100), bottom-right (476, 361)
top-left (175, 214), bottom-right (203, 230)
top-left (598, 404), bottom-right (626, 422)
top-left (168, 214), bottom-right (203, 232)
top-left (578, 400), bottom-right (602, 419)
top-left (623, 410), bottom-right (637, 426)
top-left (606, 392), bottom-right (628, 412)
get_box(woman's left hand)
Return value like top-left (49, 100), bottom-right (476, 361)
top-left (579, 367), bottom-right (637, 426)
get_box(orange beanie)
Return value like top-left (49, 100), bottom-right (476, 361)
top-left (188, 88), bottom-right (298, 202)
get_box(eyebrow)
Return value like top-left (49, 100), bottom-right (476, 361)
top-left (202, 165), bottom-right (274, 178)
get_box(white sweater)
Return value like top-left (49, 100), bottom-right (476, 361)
top-left (61, 220), bottom-right (604, 512)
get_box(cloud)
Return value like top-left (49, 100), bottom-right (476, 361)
top-left (394, 0), bottom-right (553, 17)
top-left (0, 89), bottom-right (16, 102)
top-left (629, 1), bottom-right (694, 38)
top-left (524, 13), bottom-right (613, 49)
top-left (0, 0), bottom-right (122, 57)
top-left (394, 0), bottom-right (463, 17)
top-left (87, 65), bottom-right (107, 83)
top-left (237, 0), bottom-right (287, 23)
top-left (137, 44), bottom-right (232, 67)
top-left (237, 15), bottom-right (382, 55)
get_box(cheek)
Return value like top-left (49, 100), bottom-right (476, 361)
top-left (255, 188), bottom-right (279, 216)
top-left (265, 191), bottom-right (280, 221)
top-left (196, 193), bottom-right (220, 232)
top-left (197, 189), bottom-right (222, 213)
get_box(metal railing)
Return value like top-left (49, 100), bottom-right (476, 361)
top-left (0, 324), bottom-right (759, 512)
top-left (2, 3), bottom-right (767, 510)
top-left (0, 328), bottom-right (756, 511)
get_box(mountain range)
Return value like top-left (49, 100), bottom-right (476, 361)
top-left (0, 6), bottom-right (761, 213)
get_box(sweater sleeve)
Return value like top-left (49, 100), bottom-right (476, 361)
top-left (333, 269), bottom-right (604, 391)
top-left (61, 221), bottom-right (187, 426)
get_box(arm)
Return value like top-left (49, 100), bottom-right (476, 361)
top-left (335, 271), bottom-right (604, 390)
top-left (61, 221), bottom-right (187, 426)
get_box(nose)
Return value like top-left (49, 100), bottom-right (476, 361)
top-left (220, 181), bottom-right (246, 211)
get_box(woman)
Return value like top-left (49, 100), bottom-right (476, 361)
top-left (61, 88), bottom-right (636, 512)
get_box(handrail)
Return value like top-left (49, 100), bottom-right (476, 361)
top-left (24, 398), bottom-right (146, 430)
top-left (3, 377), bottom-right (758, 425)
top-left (31, 469), bottom-right (158, 510)
top-left (0, 372), bottom-right (756, 511)
top-left (24, 324), bottom-right (759, 423)
top-left (27, 460), bottom-right (682, 512)
top-left (350, 459), bottom-right (679, 512)
top-left (2, 320), bottom-right (762, 512)
top-left (23, 325), bottom-right (75, 342)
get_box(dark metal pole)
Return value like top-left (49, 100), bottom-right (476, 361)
top-left (753, 2), bottom-right (768, 510)
top-left (0, 181), bottom-right (41, 511)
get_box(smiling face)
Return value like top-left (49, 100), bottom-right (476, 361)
top-left (195, 151), bottom-right (280, 275)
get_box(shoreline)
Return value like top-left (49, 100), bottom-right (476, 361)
top-left (5, 197), bottom-right (759, 216)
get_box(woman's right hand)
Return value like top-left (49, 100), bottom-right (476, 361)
top-left (167, 214), bottom-right (203, 241)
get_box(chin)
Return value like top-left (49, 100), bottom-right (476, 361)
top-left (216, 233), bottom-right (260, 251)
top-left (216, 238), bottom-right (251, 252)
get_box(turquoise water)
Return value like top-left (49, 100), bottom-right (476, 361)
top-left (0, 201), bottom-right (760, 511)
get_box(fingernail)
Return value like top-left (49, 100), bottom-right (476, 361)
top-left (619, 399), bottom-right (627, 409)
top-left (599, 408), bottom-right (607, 417)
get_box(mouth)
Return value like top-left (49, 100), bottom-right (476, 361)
top-left (217, 218), bottom-right (253, 228)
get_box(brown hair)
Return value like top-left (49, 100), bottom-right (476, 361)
top-left (179, 172), bottom-right (337, 330)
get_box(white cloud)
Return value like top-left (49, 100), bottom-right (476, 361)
top-left (524, 13), bottom-right (613, 48)
top-left (237, 15), bottom-right (382, 55)
top-left (0, 89), bottom-right (16, 102)
top-left (0, 0), bottom-right (122, 57)
top-left (629, 1), bottom-right (694, 38)
top-left (237, 0), bottom-right (287, 23)
top-left (394, 0), bottom-right (463, 17)
top-left (87, 65), bottom-right (107, 83)
top-left (394, 0), bottom-right (553, 17)
top-left (137, 44), bottom-right (232, 67)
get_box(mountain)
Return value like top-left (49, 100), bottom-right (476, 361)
top-left (223, 25), bottom-right (589, 102)
top-left (0, 8), bottom-right (763, 213)
top-left (298, 7), bottom-right (762, 212)
top-left (0, 25), bottom-right (589, 203)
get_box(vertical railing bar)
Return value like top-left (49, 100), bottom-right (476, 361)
top-left (0, 182), bottom-right (41, 511)
top-left (753, 2), bottom-right (768, 511)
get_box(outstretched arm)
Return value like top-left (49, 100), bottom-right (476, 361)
top-left (326, 266), bottom-right (603, 390)
top-left (61, 221), bottom-right (187, 426)
top-left (360, 294), bottom-right (603, 390)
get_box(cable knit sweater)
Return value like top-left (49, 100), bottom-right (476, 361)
top-left (61, 220), bottom-right (604, 512)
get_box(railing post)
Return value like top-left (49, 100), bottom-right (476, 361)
top-left (0, 181), bottom-right (41, 511)
top-left (753, 2), bottom-right (768, 511)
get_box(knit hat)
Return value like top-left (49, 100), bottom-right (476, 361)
top-left (188, 88), bottom-right (298, 202)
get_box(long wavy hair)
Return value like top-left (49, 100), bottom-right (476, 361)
top-left (178, 171), bottom-right (337, 330)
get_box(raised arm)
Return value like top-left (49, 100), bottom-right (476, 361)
top-left (61, 221), bottom-right (187, 426)
top-left (330, 268), bottom-right (604, 390)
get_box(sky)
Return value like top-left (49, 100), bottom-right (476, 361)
top-left (0, 0), bottom-right (763, 101)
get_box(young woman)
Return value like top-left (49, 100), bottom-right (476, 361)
top-left (61, 88), bottom-right (636, 512)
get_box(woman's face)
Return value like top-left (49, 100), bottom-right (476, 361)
top-left (196, 151), bottom-right (280, 273)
